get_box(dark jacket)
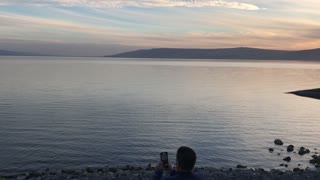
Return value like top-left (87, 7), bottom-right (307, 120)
top-left (153, 170), bottom-right (202, 180)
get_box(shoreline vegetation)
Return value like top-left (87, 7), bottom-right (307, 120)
top-left (2, 139), bottom-right (320, 180)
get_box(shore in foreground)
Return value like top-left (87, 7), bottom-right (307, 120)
top-left (1, 166), bottom-right (320, 180)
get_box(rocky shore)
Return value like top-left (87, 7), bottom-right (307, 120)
top-left (288, 88), bottom-right (320, 100)
top-left (1, 139), bottom-right (319, 180)
top-left (1, 166), bottom-right (320, 180)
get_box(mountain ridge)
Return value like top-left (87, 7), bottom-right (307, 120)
top-left (0, 49), bottom-right (41, 56)
top-left (107, 47), bottom-right (320, 61)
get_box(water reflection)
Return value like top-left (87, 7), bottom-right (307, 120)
top-left (0, 57), bottom-right (319, 174)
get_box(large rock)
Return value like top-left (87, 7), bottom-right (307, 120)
top-left (287, 145), bottom-right (294, 152)
top-left (298, 147), bottom-right (310, 155)
top-left (310, 155), bottom-right (320, 167)
top-left (274, 139), bottom-right (284, 145)
top-left (293, 168), bottom-right (303, 172)
top-left (283, 156), bottom-right (291, 162)
top-left (236, 165), bottom-right (247, 169)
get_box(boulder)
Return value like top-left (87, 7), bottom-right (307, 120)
top-left (236, 165), bottom-right (247, 169)
top-left (309, 155), bottom-right (320, 166)
top-left (274, 139), bottom-right (283, 145)
top-left (298, 147), bottom-right (310, 155)
top-left (287, 145), bottom-right (294, 152)
top-left (283, 156), bottom-right (291, 162)
top-left (293, 168), bottom-right (303, 172)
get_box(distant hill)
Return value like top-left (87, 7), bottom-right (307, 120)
top-left (107, 47), bottom-right (320, 61)
top-left (0, 49), bottom-right (41, 56)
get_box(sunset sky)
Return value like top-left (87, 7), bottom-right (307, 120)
top-left (0, 0), bottom-right (320, 56)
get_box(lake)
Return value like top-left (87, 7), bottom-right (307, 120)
top-left (0, 56), bottom-right (320, 175)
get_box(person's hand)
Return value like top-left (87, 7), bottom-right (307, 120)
top-left (155, 161), bottom-right (164, 172)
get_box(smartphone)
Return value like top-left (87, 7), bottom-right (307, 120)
top-left (160, 152), bottom-right (169, 168)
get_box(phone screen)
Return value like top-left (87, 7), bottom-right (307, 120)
top-left (160, 152), bottom-right (168, 168)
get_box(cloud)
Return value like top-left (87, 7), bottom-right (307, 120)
top-left (0, 0), bottom-right (261, 10)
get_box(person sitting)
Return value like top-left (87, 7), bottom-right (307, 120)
top-left (153, 146), bottom-right (202, 180)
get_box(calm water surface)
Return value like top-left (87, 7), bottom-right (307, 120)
top-left (0, 57), bottom-right (320, 174)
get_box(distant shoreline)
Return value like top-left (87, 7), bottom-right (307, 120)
top-left (1, 47), bottom-right (320, 61)
top-left (107, 47), bottom-right (320, 61)
top-left (2, 56), bottom-right (320, 63)
top-left (288, 89), bottom-right (320, 100)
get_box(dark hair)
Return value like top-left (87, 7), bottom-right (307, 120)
top-left (176, 146), bottom-right (196, 172)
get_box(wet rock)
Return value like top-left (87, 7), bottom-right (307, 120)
top-left (268, 148), bottom-right (274, 153)
top-left (284, 164), bottom-right (288, 168)
top-left (298, 147), bottom-right (310, 155)
top-left (310, 155), bottom-right (320, 166)
top-left (274, 139), bottom-right (284, 145)
top-left (287, 145), bottom-right (294, 152)
top-left (283, 156), bottom-right (291, 162)
top-left (109, 167), bottom-right (118, 173)
top-left (257, 168), bottom-right (265, 172)
top-left (236, 165), bottom-right (247, 169)
top-left (97, 168), bottom-right (104, 173)
top-left (293, 168), bottom-right (303, 172)
top-left (279, 163), bottom-right (284, 167)
top-left (85, 167), bottom-right (94, 173)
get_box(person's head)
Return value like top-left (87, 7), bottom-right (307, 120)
top-left (176, 146), bottom-right (197, 172)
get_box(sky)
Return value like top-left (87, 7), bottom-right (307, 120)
top-left (0, 0), bottom-right (320, 56)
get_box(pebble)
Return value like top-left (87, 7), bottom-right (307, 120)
top-left (269, 148), bottom-right (274, 153)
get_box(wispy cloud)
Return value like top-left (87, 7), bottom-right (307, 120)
top-left (0, 0), bottom-right (261, 10)
top-left (2, 11), bottom-right (320, 51)
top-left (1, 0), bottom-right (320, 56)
